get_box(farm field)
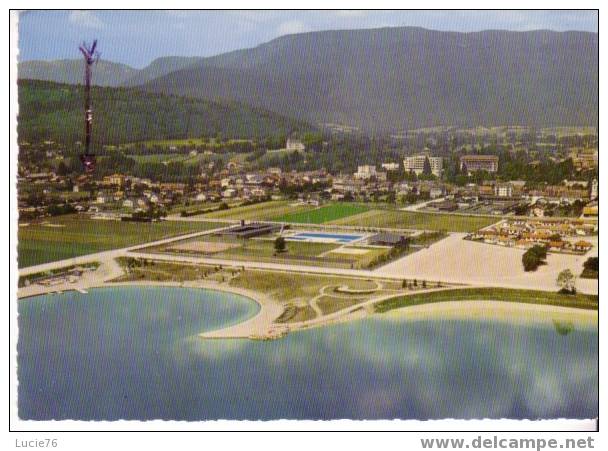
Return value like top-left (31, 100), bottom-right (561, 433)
top-left (200, 200), bottom-right (316, 221)
top-left (18, 215), bottom-right (225, 268)
top-left (271, 203), bottom-right (370, 224)
top-left (329, 209), bottom-right (498, 232)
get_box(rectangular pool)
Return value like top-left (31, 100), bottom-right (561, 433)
top-left (287, 232), bottom-right (364, 244)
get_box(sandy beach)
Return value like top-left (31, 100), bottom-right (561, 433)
top-left (381, 300), bottom-right (598, 326)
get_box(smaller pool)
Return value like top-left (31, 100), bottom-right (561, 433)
top-left (287, 232), bottom-right (364, 243)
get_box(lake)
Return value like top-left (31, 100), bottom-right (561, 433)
top-left (18, 286), bottom-right (598, 421)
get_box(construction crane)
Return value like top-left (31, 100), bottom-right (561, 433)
top-left (78, 40), bottom-right (100, 172)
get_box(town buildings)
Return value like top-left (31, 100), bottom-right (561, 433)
top-left (286, 138), bottom-right (306, 151)
top-left (468, 219), bottom-right (596, 254)
top-left (460, 155), bottom-right (499, 173)
top-left (403, 154), bottom-right (443, 177)
top-left (354, 165), bottom-right (377, 180)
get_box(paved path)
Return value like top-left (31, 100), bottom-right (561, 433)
top-left (19, 226), bottom-right (598, 298)
top-left (19, 225), bottom-right (232, 277)
top-left (400, 197), bottom-right (446, 212)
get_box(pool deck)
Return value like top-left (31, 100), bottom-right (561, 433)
top-left (284, 231), bottom-right (369, 244)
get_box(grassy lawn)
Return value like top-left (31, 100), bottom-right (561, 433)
top-left (113, 259), bottom-right (241, 283)
top-left (123, 138), bottom-right (252, 149)
top-left (230, 270), bottom-right (380, 304)
top-left (330, 246), bottom-right (392, 268)
top-left (272, 203), bottom-right (370, 224)
top-left (150, 234), bottom-right (369, 268)
top-left (275, 305), bottom-right (317, 323)
top-left (130, 153), bottom-right (212, 167)
top-left (200, 200), bottom-right (315, 221)
top-left (216, 239), bottom-right (338, 260)
top-left (18, 215), bottom-right (225, 268)
top-left (149, 232), bottom-right (392, 269)
top-left (374, 288), bottom-right (599, 313)
top-left (330, 209), bottom-right (497, 232)
top-left (316, 296), bottom-right (366, 315)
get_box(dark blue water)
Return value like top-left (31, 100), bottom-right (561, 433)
top-left (18, 287), bottom-right (598, 421)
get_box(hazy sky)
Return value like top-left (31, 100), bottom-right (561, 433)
top-left (18, 10), bottom-right (598, 68)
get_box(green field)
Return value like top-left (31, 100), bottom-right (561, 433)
top-left (125, 138), bottom-right (252, 149)
top-left (200, 200), bottom-right (315, 221)
top-left (184, 201), bottom-right (495, 232)
top-left (374, 288), bottom-right (599, 313)
top-left (147, 233), bottom-right (390, 269)
top-left (130, 153), bottom-right (202, 164)
top-left (272, 203), bottom-right (370, 224)
top-left (18, 215), bottom-right (225, 268)
top-left (329, 209), bottom-right (497, 232)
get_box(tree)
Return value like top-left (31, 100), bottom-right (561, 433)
top-left (461, 162), bottom-right (468, 175)
top-left (557, 269), bottom-right (576, 294)
top-left (583, 257), bottom-right (598, 272)
top-left (274, 236), bottom-right (286, 253)
top-left (422, 156), bottom-right (433, 176)
top-left (522, 247), bottom-right (544, 272)
top-left (529, 244), bottom-right (547, 260)
top-left (56, 161), bottom-right (69, 176)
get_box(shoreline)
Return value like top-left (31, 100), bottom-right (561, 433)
top-left (18, 280), bottom-right (598, 339)
top-left (381, 300), bottom-right (598, 327)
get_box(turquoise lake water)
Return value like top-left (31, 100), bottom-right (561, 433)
top-left (17, 286), bottom-right (598, 421)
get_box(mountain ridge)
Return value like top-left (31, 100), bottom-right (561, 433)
top-left (19, 27), bottom-right (598, 131)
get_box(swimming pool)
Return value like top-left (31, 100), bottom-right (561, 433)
top-left (287, 232), bottom-right (364, 243)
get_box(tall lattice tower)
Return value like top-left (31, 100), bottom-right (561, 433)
top-left (78, 40), bottom-right (99, 172)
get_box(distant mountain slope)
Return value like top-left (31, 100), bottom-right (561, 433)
top-left (142, 27), bottom-right (598, 132)
top-left (18, 59), bottom-right (138, 87)
top-left (18, 56), bottom-right (204, 88)
top-left (121, 56), bottom-right (205, 86)
top-left (17, 80), bottom-right (312, 144)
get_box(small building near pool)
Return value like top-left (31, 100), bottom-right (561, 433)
top-left (368, 232), bottom-right (409, 247)
top-left (219, 222), bottom-right (281, 238)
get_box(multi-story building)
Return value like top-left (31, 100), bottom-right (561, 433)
top-left (494, 183), bottom-right (513, 198)
top-left (460, 155), bottom-right (499, 173)
top-left (403, 154), bottom-right (443, 177)
top-left (286, 138), bottom-right (306, 151)
top-left (591, 178), bottom-right (598, 199)
top-left (102, 173), bottom-right (126, 187)
top-left (354, 165), bottom-right (377, 180)
top-left (381, 162), bottom-right (400, 171)
top-left (569, 148), bottom-right (598, 171)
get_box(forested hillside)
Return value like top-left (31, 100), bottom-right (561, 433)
top-left (17, 80), bottom-right (312, 145)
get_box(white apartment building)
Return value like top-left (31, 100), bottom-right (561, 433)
top-left (403, 154), bottom-right (443, 177)
top-left (494, 183), bottom-right (513, 197)
top-left (354, 165), bottom-right (378, 180)
top-left (286, 138), bottom-right (306, 151)
top-left (381, 162), bottom-right (400, 171)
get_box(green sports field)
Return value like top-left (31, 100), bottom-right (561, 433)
top-left (329, 209), bottom-right (497, 232)
top-left (200, 200), bottom-right (316, 221)
top-left (271, 203), bottom-right (370, 224)
top-left (18, 215), bottom-right (225, 268)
